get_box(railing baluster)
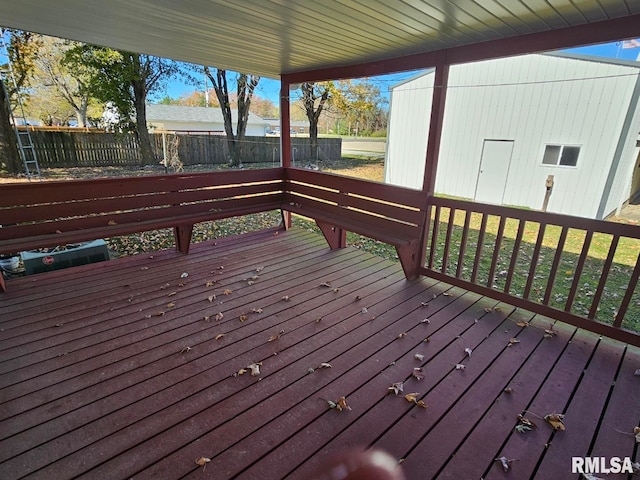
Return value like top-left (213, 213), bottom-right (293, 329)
top-left (441, 208), bottom-right (456, 274)
top-left (487, 215), bottom-right (506, 289)
top-left (471, 212), bottom-right (487, 283)
top-left (614, 250), bottom-right (640, 328)
top-left (565, 230), bottom-right (593, 313)
top-left (543, 225), bottom-right (568, 305)
top-left (504, 219), bottom-right (525, 293)
top-left (523, 223), bottom-right (546, 300)
top-left (588, 235), bottom-right (619, 320)
top-left (456, 209), bottom-right (472, 278)
top-left (427, 204), bottom-right (441, 269)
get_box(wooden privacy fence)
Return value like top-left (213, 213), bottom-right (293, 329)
top-left (26, 130), bottom-right (342, 168)
top-left (423, 196), bottom-right (640, 346)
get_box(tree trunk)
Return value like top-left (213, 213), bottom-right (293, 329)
top-left (0, 80), bottom-right (21, 173)
top-left (131, 76), bottom-right (155, 165)
top-left (309, 122), bottom-right (319, 160)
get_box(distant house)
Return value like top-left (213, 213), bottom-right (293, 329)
top-left (146, 104), bottom-right (270, 136)
top-left (385, 53), bottom-right (640, 220)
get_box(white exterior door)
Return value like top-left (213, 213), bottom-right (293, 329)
top-left (474, 140), bottom-right (514, 204)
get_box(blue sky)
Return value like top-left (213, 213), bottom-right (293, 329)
top-left (161, 41), bottom-right (640, 105)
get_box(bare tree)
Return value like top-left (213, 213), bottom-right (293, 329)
top-left (204, 67), bottom-right (259, 167)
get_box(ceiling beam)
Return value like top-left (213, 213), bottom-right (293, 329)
top-left (283, 13), bottom-right (640, 83)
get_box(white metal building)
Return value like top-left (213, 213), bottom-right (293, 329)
top-left (385, 53), bottom-right (640, 219)
top-left (146, 104), bottom-right (269, 136)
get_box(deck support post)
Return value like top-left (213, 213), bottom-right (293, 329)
top-left (316, 220), bottom-right (347, 249)
top-left (280, 210), bottom-right (292, 230)
top-left (174, 224), bottom-right (194, 254)
top-left (396, 239), bottom-right (422, 280)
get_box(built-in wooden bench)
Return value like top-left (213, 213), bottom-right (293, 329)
top-left (282, 168), bottom-right (428, 279)
top-left (0, 167), bottom-right (428, 292)
top-left (0, 168), bottom-right (286, 291)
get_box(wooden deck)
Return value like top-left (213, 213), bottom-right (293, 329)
top-left (1, 227), bottom-right (639, 480)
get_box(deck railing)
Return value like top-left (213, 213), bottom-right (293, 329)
top-left (423, 196), bottom-right (640, 346)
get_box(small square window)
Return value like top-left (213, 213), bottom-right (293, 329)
top-left (542, 144), bottom-right (580, 167)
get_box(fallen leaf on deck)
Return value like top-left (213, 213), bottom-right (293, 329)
top-left (415, 353), bottom-right (424, 361)
top-left (251, 308), bottom-right (263, 314)
top-left (319, 282), bottom-right (332, 288)
top-left (515, 414), bottom-right (536, 433)
top-left (223, 289), bottom-right (233, 295)
top-left (247, 280), bottom-right (254, 286)
top-left (412, 367), bottom-right (425, 380)
top-left (281, 295), bottom-right (290, 301)
top-left (416, 400), bottom-right (428, 408)
top-left (247, 362), bottom-right (262, 376)
top-left (361, 307), bottom-right (368, 314)
top-left (205, 280), bottom-right (216, 287)
top-left (453, 363), bottom-right (466, 370)
top-left (634, 426), bottom-right (640, 443)
top-left (333, 288), bottom-right (340, 293)
top-left (195, 457), bottom-right (211, 471)
top-left (255, 266), bottom-right (264, 272)
top-left (235, 368), bottom-right (247, 376)
top-left (464, 347), bottom-right (473, 357)
top-left (268, 334), bottom-right (280, 342)
top-left (318, 363), bottom-right (332, 369)
top-left (214, 334), bottom-right (225, 340)
top-left (55, 229), bottom-right (62, 234)
top-left (140, 266), bottom-right (149, 270)
top-left (151, 311), bottom-right (165, 317)
top-left (178, 282), bottom-right (186, 287)
top-left (180, 346), bottom-right (192, 354)
top-left (203, 315), bottom-right (211, 322)
top-left (327, 396), bottom-right (351, 411)
top-left (421, 302), bottom-right (429, 307)
top-left (504, 386), bottom-right (514, 394)
top-left (388, 382), bottom-right (404, 396)
top-left (420, 318), bottom-right (430, 324)
top-left (484, 307), bottom-right (494, 313)
top-left (508, 338), bottom-right (520, 347)
top-left (239, 314), bottom-right (248, 322)
top-left (315, 317), bottom-right (322, 323)
top-left (180, 272), bottom-right (189, 278)
top-left (634, 368), bottom-right (640, 376)
top-left (495, 456), bottom-right (515, 472)
top-left (516, 320), bottom-right (529, 327)
top-left (160, 283), bottom-right (170, 290)
top-left (208, 295), bottom-right (216, 303)
top-left (443, 292), bottom-right (452, 297)
top-left (544, 413), bottom-right (565, 431)
top-left (404, 392), bottom-right (421, 404)
top-left (397, 332), bottom-right (407, 339)
top-left (215, 312), bottom-right (224, 321)
top-left (166, 302), bottom-right (175, 308)
top-left (544, 324), bottom-right (558, 338)
top-left (167, 291), bottom-right (177, 297)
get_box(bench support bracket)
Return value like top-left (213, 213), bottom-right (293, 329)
top-left (316, 220), bottom-right (347, 249)
top-left (395, 239), bottom-right (422, 280)
top-left (174, 225), bottom-right (194, 254)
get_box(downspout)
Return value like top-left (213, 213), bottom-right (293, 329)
top-left (419, 54), bottom-right (450, 271)
top-left (596, 71), bottom-right (640, 219)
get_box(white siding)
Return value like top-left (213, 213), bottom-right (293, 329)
top-left (385, 54), bottom-right (640, 218)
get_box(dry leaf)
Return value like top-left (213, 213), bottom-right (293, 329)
top-left (247, 280), bottom-right (254, 286)
top-left (484, 307), bottom-right (494, 313)
top-left (412, 367), bottom-right (425, 381)
top-left (318, 363), bottom-right (332, 369)
top-left (151, 311), bottom-right (165, 317)
top-left (223, 289), bottom-right (233, 295)
top-left (515, 414), bottom-right (536, 433)
top-left (235, 368), bottom-right (247, 376)
top-left (414, 353), bottom-right (424, 361)
top-left (319, 282), bottom-right (332, 288)
top-left (54, 323), bottom-right (64, 327)
top-left (464, 347), bottom-right (473, 357)
top-left (333, 288), bottom-right (340, 293)
top-left (544, 323), bottom-right (558, 337)
top-left (454, 363), bottom-right (465, 370)
top-left (180, 346), bottom-right (192, 354)
top-left (160, 283), bottom-right (170, 290)
top-left (420, 318), bottom-right (430, 324)
top-left (495, 456), bottom-right (514, 472)
top-left (634, 426), bottom-right (640, 443)
top-left (180, 272), bottom-right (189, 278)
top-left (268, 334), bottom-right (280, 342)
top-left (166, 302), bottom-right (176, 308)
top-left (207, 294), bottom-right (216, 303)
top-left (247, 362), bottom-right (262, 376)
top-left (388, 381), bottom-right (404, 396)
top-left (416, 400), bottom-right (428, 408)
top-left (255, 266), bottom-right (264, 272)
top-left (360, 307), bottom-right (368, 314)
top-left (337, 396), bottom-right (351, 411)
top-left (544, 413), bottom-right (565, 431)
top-left (140, 266), bottom-right (149, 270)
top-left (634, 368), bottom-right (640, 376)
top-left (205, 281), bottom-right (216, 287)
top-left (108, 220), bottom-right (117, 225)
top-left (508, 338), bottom-right (520, 347)
top-left (281, 295), bottom-right (290, 301)
top-left (504, 386), bottom-right (514, 394)
top-left (443, 292), bottom-right (452, 297)
top-left (203, 315), bottom-right (211, 322)
top-left (215, 312), bottom-right (224, 321)
top-left (167, 291), bottom-right (177, 297)
top-left (404, 392), bottom-right (421, 404)
top-left (178, 282), bottom-right (186, 287)
top-left (214, 334), bottom-right (225, 340)
top-left (195, 457), bottom-right (211, 471)
top-left (397, 332), bottom-right (407, 339)
top-left (421, 301), bottom-right (429, 307)
top-left (516, 320), bottom-right (529, 327)
top-left (239, 314), bottom-right (248, 322)
top-left (55, 229), bottom-right (62, 234)
top-left (251, 308), bottom-right (263, 314)
top-left (315, 317), bottom-right (322, 323)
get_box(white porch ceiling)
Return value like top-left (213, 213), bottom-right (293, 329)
top-left (0, 0), bottom-right (638, 79)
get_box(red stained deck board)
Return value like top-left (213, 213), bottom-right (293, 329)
top-left (0, 227), bottom-right (637, 480)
